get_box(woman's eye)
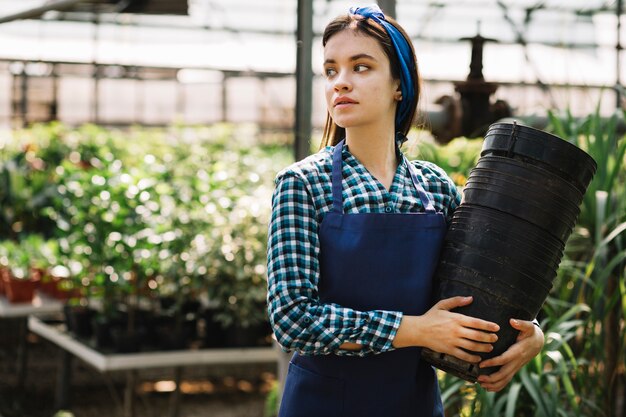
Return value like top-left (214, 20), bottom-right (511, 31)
top-left (324, 68), bottom-right (336, 77)
top-left (354, 64), bottom-right (369, 72)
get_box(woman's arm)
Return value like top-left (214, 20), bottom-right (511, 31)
top-left (392, 296), bottom-right (500, 362)
top-left (267, 173), bottom-right (403, 357)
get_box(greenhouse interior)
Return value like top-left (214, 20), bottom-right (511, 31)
top-left (0, 0), bottom-right (625, 416)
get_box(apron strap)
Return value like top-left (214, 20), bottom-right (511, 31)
top-left (331, 139), bottom-right (437, 214)
top-left (331, 139), bottom-right (345, 213)
top-left (404, 156), bottom-right (437, 213)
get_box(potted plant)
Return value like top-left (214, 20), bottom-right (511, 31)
top-left (20, 234), bottom-right (57, 296)
top-left (197, 143), bottom-right (277, 348)
top-left (0, 240), bottom-right (37, 303)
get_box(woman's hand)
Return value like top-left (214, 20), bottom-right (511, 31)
top-left (394, 296), bottom-right (499, 363)
top-left (477, 318), bottom-right (545, 392)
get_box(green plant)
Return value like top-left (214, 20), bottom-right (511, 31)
top-left (264, 380), bottom-right (280, 417)
top-left (0, 240), bottom-right (31, 280)
top-left (0, 142), bottom-right (58, 239)
top-left (52, 410), bottom-right (74, 417)
top-left (2, 121), bottom-right (292, 345)
top-left (21, 234), bottom-right (58, 271)
top-left (404, 134), bottom-right (483, 186)
top-left (547, 106), bottom-right (626, 417)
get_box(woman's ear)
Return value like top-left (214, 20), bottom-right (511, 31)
top-left (392, 79), bottom-right (402, 101)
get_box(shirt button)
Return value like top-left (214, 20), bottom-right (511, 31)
top-left (384, 206), bottom-right (393, 213)
top-left (303, 317), bottom-right (311, 324)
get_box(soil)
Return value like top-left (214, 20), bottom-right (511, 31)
top-left (0, 317), bottom-right (277, 417)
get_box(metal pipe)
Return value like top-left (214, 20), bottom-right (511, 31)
top-left (617, 0), bottom-right (623, 108)
top-left (377, 0), bottom-right (396, 19)
top-left (294, 0), bottom-right (313, 161)
top-left (0, 0), bottom-right (83, 24)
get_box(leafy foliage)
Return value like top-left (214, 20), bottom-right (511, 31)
top-left (0, 122), bottom-right (292, 328)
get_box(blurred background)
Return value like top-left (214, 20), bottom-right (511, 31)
top-left (0, 0), bottom-right (623, 134)
top-left (0, 1), bottom-right (624, 417)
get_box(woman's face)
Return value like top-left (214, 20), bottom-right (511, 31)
top-left (323, 29), bottom-right (400, 131)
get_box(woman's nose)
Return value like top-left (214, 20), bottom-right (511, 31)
top-left (333, 72), bottom-right (352, 92)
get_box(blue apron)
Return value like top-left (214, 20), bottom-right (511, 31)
top-left (278, 140), bottom-right (447, 417)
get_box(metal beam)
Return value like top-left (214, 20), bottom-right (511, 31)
top-left (617, 0), bottom-right (623, 108)
top-left (0, 0), bottom-right (83, 24)
top-left (294, 0), bottom-right (313, 161)
top-left (377, 0), bottom-right (396, 19)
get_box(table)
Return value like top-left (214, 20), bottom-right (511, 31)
top-left (0, 293), bottom-right (64, 318)
top-left (28, 316), bottom-right (277, 417)
top-left (0, 293), bottom-right (64, 389)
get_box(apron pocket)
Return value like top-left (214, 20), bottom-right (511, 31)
top-left (278, 361), bottom-right (344, 417)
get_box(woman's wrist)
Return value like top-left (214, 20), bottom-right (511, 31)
top-left (392, 315), bottom-right (421, 348)
top-left (339, 341), bottom-right (363, 351)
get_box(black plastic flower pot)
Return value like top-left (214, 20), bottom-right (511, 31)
top-left (447, 218), bottom-right (563, 272)
top-left (439, 242), bottom-right (553, 298)
top-left (462, 184), bottom-right (577, 243)
top-left (421, 122), bottom-right (596, 382)
top-left (63, 304), bottom-right (95, 339)
top-left (475, 156), bottom-right (584, 206)
top-left (93, 313), bottom-right (126, 350)
top-left (466, 168), bottom-right (582, 222)
top-left (451, 205), bottom-right (565, 260)
top-left (110, 328), bottom-right (141, 353)
top-left (422, 269), bottom-right (535, 382)
top-left (447, 208), bottom-right (566, 295)
top-left (435, 261), bottom-right (543, 317)
top-left (480, 122), bottom-right (597, 195)
top-left (444, 227), bottom-right (560, 283)
top-left (464, 168), bottom-right (581, 224)
top-left (201, 307), bottom-right (229, 348)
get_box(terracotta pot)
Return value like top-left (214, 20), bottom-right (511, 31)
top-left (3, 274), bottom-right (37, 303)
top-left (54, 281), bottom-right (81, 300)
top-left (0, 267), bottom-right (7, 295)
top-left (32, 268), bottom-right (56, 296)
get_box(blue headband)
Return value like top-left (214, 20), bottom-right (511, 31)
top-left (349, 4), bottom-right (415, 133)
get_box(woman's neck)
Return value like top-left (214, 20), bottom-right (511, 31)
top-left (345, 126), bottom-right (398, 191)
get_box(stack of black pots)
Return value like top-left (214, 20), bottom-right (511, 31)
top-left (421, 122), bottom-right (597, 382)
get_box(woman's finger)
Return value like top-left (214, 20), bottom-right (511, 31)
top-left (479, 346), bottom-right (517, 368)
top-left (455, 314), bottom-right (500, 332)
top-left (461, 328), bottom-right (499, 344)
top-left (510, 318), bottom-right (534, 332)
top-left (435, 296), bottom-right (473, 311)
top-left (478, 367), bottom-right (515, 391)
top-left (478, 362), bottom-right (514, 384)
top-left (451, 348), bottom-right (482, 364)
top-left (459, 339), bottom-right (493, 353)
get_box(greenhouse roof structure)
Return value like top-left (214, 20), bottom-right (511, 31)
top-left (0, 0), bottom-right (623, 155)
top-left (0, 0), bottom-right (622, 85)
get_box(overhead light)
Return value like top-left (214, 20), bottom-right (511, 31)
top-left (8, 62), bottom-right (25, 75)
top-left (26, 62), bottom-right (54, 76)
top-left (177, 68), bottom-right (224, 84)
top-left (8, 62), bottom-right (53, 76)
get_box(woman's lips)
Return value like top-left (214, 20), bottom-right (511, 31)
top-left (334, 96), bottom-right (358, 108)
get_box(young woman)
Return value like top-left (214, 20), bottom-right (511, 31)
top-left (267, 5), bottom-right (544, 416)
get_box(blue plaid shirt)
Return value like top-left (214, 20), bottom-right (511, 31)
top-left (267, 144), bottom-right (461, 357)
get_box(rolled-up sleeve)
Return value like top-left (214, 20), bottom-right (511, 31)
top-left (266, 173), bottom-right (403, 357)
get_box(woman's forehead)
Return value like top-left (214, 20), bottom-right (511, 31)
top-left (323, 30), bottom-right (386, 60)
